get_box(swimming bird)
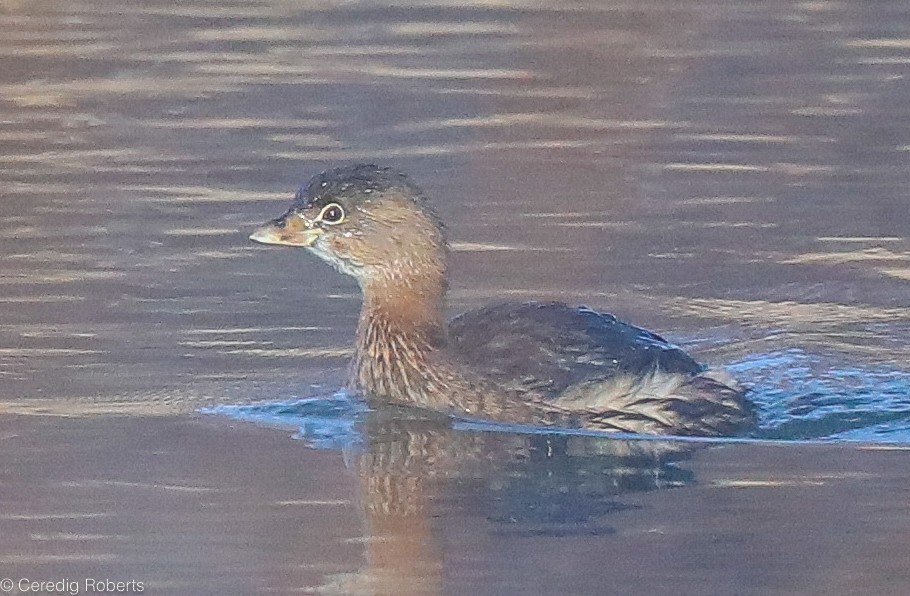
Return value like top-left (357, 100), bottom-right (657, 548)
top-left (249, 164), bottom-right (756, 436)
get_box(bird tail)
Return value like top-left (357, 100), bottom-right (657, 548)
top-left (668, 368), bottom-right (756, 436)
top-left (558, 367), bottom-right (757, 436)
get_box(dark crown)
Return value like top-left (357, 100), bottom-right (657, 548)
top-left (292, 164), bottom-right (425, 210)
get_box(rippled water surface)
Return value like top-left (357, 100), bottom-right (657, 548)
top-left (2, 0), bottom-right (910, 594)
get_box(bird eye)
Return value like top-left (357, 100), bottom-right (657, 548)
top-left (318, 203), bottom-right (345, 224)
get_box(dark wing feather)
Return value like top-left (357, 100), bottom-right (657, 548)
top-left (447, 301), bottom-right (703, 400)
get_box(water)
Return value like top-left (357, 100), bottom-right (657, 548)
top-left (2, 0), bottom-right (910, 594)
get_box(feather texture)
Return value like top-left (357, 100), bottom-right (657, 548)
top-left (254, 165), bottom-right (757, 436)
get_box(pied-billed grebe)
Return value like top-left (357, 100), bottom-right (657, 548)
top-left (250, 164), bottom-right (756, 436)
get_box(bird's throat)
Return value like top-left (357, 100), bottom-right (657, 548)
top-left (360, 268), bottom-right (448, 336)
top-left (351, 267), bottom-right (449, 396)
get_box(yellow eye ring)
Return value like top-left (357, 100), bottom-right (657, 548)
top-left (317, 203), bottom-right (345, 224)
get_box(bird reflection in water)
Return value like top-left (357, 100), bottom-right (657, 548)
top-left (251, 402), bottom-right (697, 595)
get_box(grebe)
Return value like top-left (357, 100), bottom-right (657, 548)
top-left (250, 164), bottom-right (756, 436)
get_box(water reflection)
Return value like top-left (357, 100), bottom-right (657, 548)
top-left (215, 400), bottom-right (696, 594)
top-left (351, 417), bottom-right (694, 595)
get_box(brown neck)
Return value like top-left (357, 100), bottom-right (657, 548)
top-left (350, 261), bottom-right (569, 425)
top-left (351, 264), bottom-right (451, 407)
top-left (360, 268), bottom-right (447, 337)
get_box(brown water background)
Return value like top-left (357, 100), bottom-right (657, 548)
top-left (2, 1), bottom-right (910, 594)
